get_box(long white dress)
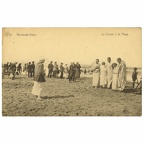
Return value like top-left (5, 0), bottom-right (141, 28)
top-left (100, 65), bottom-right (107, 87)
top-left (32, 81), bottom-right (44, 96)
top-left (92, 63), bottom-right (100, 87)
top-left (112, 67), bottom-right (119, 90)
top-left (117, 60), bottom-right (127, 91)
top-left (106, 62), bottom-right (113, 88)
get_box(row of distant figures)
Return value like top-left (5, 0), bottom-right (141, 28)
top-left (3, 69), bottom-right (78, 79)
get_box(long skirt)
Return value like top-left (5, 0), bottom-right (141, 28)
top-left (112, 74), bottom-right (118, 90)
top-left (75, 70), bottom-right (80, 78)
top-left (92, 72), bottom-right (100, 87)
top-left (64, 72), bottom-right (68, 78)
top-left (100, 71), bottom-right (107, 86)
top-left (32, 81), bottom-right (44, 96)
top-left (107, 72), bottom-right (113, 88)
top-left (117, 76), bottom-right (126, 91)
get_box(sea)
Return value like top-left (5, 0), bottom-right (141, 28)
top-left (80, 67), bottom-right (142, 82)
top-left (126, 67), bottom-right (142, 82)
top-left (44, 66), bottom-right (142, 82)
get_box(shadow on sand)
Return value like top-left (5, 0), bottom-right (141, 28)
top-left (122, 86), bottom-right (141, 95)
top-left (41, 95), bottom-right (74, 99)
top-left (123, 86), bottom-right (135, 93)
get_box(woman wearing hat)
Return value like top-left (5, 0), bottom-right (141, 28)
top-left (31, 59), bottom-right (46, 100)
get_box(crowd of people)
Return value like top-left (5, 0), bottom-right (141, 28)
top-left (2, 61), bottom-right (82, 82)
top-left (92, 57), bottom-right (127, 91)
top-left (91, 57), bottom-right (141, 93)
top-left (2, 62), bottom-right (35, 80)
top-left (47, 61), bottom-right (81, 82)
top-left (2, 57), bottom-right (141, 100)
top-left (31, 60), bottom-right (81, 99)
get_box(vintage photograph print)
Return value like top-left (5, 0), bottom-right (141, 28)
top-left (2, 28), bottom-right (142, 116)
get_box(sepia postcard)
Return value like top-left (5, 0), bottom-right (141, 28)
top-left (2, 27), bottom-right (142, 116)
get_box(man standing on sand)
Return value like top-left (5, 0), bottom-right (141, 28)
top-left (68, 62), bottom-right (76, 82)
top-left (117, 58), bottom-right (127, 91)
top-left (75, 62), bottom-right (81, 79)
top-left (48, 61), bottom-right (53, 78)
top-left (106, 57), bottom-right (113, 89)
top-left (17, 63), bottom-right (22, 74)
top-left (31, 61), bottom-right (35, 77)
top-left (27, 62), bottom-right (32, 77)
top-left (9, 62), bottom-right (17, 80)
top-left (60, 63), bottom-right (64, 78)
top-left (23, 64), bottom-right (27, 74)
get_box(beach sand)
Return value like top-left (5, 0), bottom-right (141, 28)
top-left (2, 75), bottom-right (142, 116)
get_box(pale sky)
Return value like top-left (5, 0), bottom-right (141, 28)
top-left (2, 28), bottom-right (142, 67)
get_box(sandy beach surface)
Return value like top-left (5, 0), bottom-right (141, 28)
top-left (2, 75), bottom-right (142, 116)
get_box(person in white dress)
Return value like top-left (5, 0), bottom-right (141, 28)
top-left (117, 58), bottom-right (127, 91)
top-left (106, 57), bottom-right (113, 89)
top-left (92, 59), bottom-right (100, 88)
top-left (100, 62), bottom-right (107, 87)
top-left (64, 64), bottom-right (69, 79)
top-left (112, 63), bottom-right (119, 90)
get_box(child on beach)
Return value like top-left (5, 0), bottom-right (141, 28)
top-left (112, 63), bottom-right (119, 90)
top-left (132, 67), bottom-right (138, 88)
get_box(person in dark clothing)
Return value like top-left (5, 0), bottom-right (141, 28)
top-left (60, 63), bottom-right (64, 78)
top-left (75, 62), bottom-right (81, 79)
top-left (132, 67), bottom-right (138, 88)
top-left (9, 62), bottom-right (17, 80)
top-left (4, 62), bottom-right (9, 73)
top-left (68, 62), bottom-right (76, 82)
top-left (48, 61), bottom-right (53, 78)
top-left (84, 69), bottom-right (87, 74)
top-left (17, 63), bottom-right (22, 74)
top-left (27, 62), bottom-right (32, 77)
top-left (31, 61), bottom-right (35, 77)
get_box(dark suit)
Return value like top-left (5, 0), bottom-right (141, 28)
top-left (68, 64), bottom-right (76, 82)
top-left (60, 65), bottom-right (64, 78)
top-left (27, 64), bottom-right (32, 77)
top-left (48, 63), bottom-right (53, 78)
top-left (31, 63), bottom-right (35, 77)
top-left (9, 63), bottom-right (16, 79)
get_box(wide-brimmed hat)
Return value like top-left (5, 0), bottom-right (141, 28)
top-left (39, 59), bottom-right (45, 63)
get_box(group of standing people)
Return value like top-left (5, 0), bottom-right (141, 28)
top-left (2, 62), bottom-right (22, 80)
top-left (92, 57), bottom-right (127, 91)
top-left (48, 61), bottom-right (81, 82)
top-left (2, 61), bottom-right (35, 80)
top-left (32, 59), bottom-right (81, 100)
top-left (48, 61), bottom-right (64, 78)
top-left (23, 62), bottom-right (35, 78)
